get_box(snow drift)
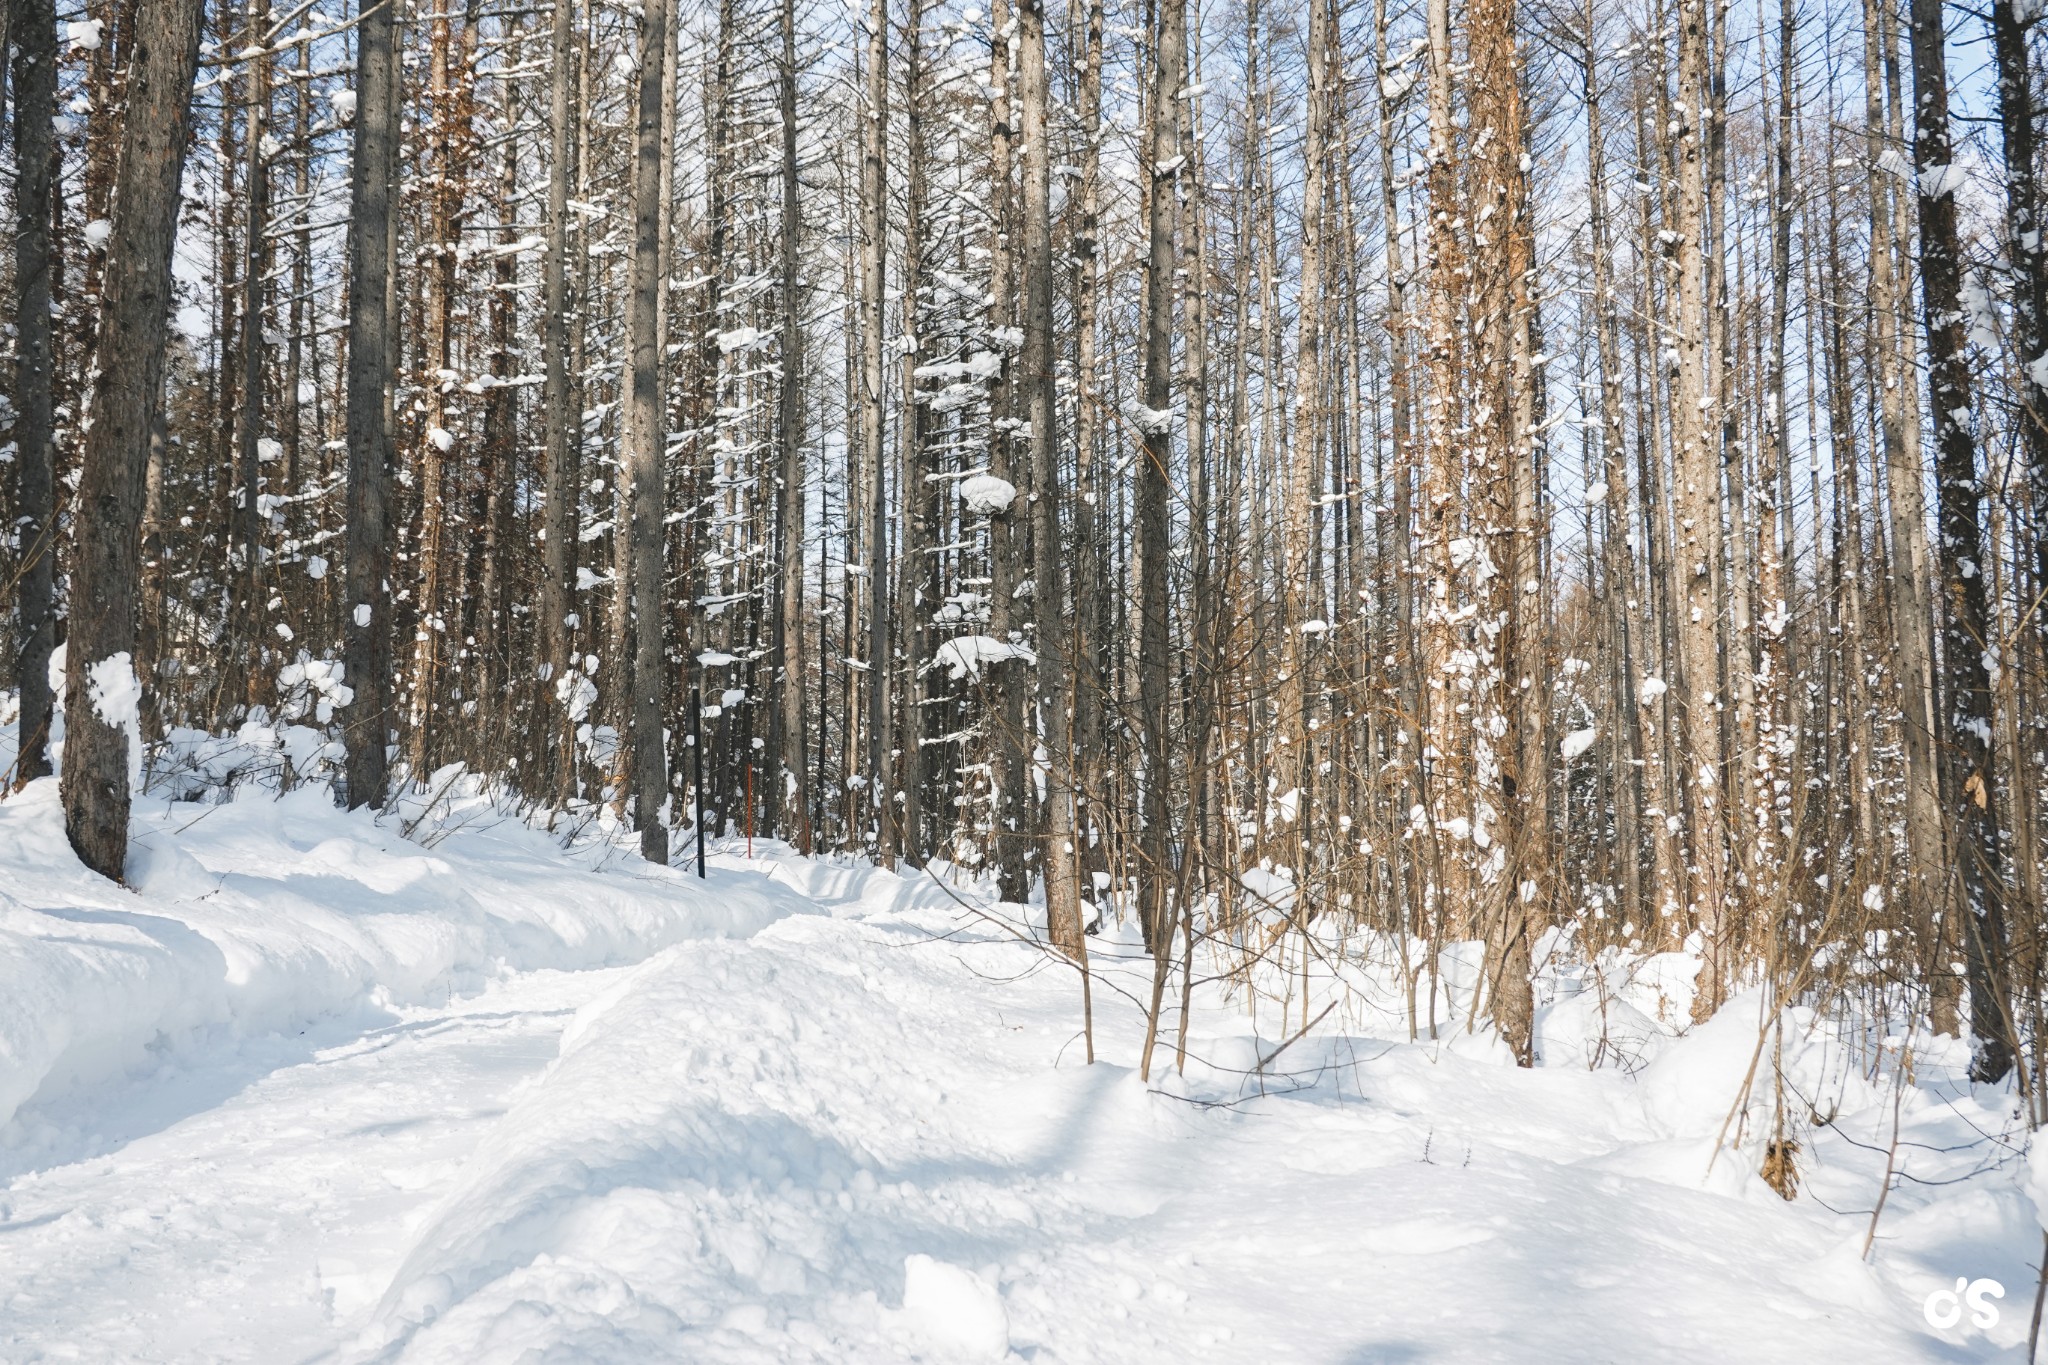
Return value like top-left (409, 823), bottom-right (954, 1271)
top-left (0, 776), bottom-right (797, 1159)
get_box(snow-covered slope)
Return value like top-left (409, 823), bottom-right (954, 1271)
top-left (0, 777), bottom-right (794, 1171)
top-left (0, 784), bottom-right (2032, 1362)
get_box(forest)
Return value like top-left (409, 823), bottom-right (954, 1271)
top-left (2, 0), bottom-right (2044, 1126)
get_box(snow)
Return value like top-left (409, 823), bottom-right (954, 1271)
top-left (1120, 396), bottom-right (1174, 435)
top-left (934, 635), bottom-right (1034, 680)
top-left (0, 737), bottom-right (2037, 1361)
top-left (86, 652), bottom-right (144, 788)
top-left (1559, 726), bottom-right (1597, 761)
top-left (331, 88), bottom-right (358, 120)
top-left (900, 1255), bottom-right (1009, 1359)
top-left (1919, 163), bottom-right (1968, 200)
top-left (556, 672), bottom-right (598, 721)
top-left (957, 474), bottom-right (1017, 516)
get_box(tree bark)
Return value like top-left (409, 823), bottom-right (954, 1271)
top-left (1909, 0), bottom-right (2014, 1082)
top-left (1671, 0), bottom-right (1730, 1006)
top-left (1014, 0), bottom-right (1082, 956)
top-left (343, 0), bottom-right (400, 812)
top-left (9, 0), bottom-right (58, 789)
top-left (1471, 0), bottom-right (1537, 1063)
top-left (984, 0), bottom-right (1029, 898)
top-left (541, 0), bottom-right (581, 796)
top-left (624, 0), bottom-right (672, 863)
top-left (60, 0), bottom-right (207, 879)
top-left (775, 0), bottom-right (810, 849)
top-left (1136, 0), bottom-right (1185, 955)
top-left (897, 0), bottom-right (934, 864)
top-left (860, 0), bottom-right (891, 862)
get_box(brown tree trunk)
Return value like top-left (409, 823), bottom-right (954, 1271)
top-left (343, 0), bottom-right (400, 812)
top-left (1672, 0), bottom-right (1730, 1008)
top-left (60, 0), bottom-right (207, 879)
top-left (775, 0), bottom-right (810, 849)
top-left (1016, 0), bottom-right (1083, 957)
top-left (860, 0), bottom-right (892, 862)
top-left (622, 0), bottom-right (673, 863)
top-left (540, 0), bottom-right (581, 796)
top-left (1471, 0), bottom-right (1537, 1062)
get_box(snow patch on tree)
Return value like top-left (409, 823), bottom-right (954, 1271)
top-left (87, 653), bottom-right (144, 789)
top-left (958, 474), bottom-right (1017, 516)
top-left (935, 636), bottom-right (1034, 679)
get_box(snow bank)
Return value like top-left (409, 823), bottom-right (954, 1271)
top-left (347, 864), bottom-right (1004, 1363)
top-left (0, 777), bottom-right (799, 1151)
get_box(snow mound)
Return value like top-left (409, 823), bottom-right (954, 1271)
top-left (901, 1255), bottom-right (1009, 1360)
top-left (0, 776), bottom-right (797, 1156)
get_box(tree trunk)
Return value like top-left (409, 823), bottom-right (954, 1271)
top-left (541, 0), bottom-right (580, 795)
top-left (9, 0), bottom-right (58, 789)
top-left (1136, 0), bottom-right (1185, 955)
top-left (860, 0), bottom-right (891, 862)
top-left (60, 0), bottom-right (207, 880)
top-left (1671, 0), bottom-right (1729, 1008)
top-left (1013, 0), bottom-right (1081, 954)
top-left (897, 0), bottom-right (934, 864)
top-left (984, 0), bottom-right (1029, 897)
top-left (624, 0), bottom-right (672, 863)
top-left (231, 0), bottom-right (272, 715)
top-left (1909, 0), bottom-right (2014, 1082)
top-left (343, 0), bottom-right (399, 812)
top-left (1471, 0), bottom-right (1537, 1062)
top-left (775, 0), bottom-right (809, 849)
top-left (1068, 0), bottom-right (1107, 908)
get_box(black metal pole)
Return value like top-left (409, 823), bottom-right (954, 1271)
top-left (691, 685), bottom-right (707, 878)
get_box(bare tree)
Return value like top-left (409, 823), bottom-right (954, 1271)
top-left (623, 0), bottom-right (673, 863)
top-left (344, 0), bottom-right (401, 812)
top-left (60, 0), bottom-right (208, 879)
top-left (1908, 0), bottom-right (2014, 1082)
top-left (8, 0), bottom-right (58, 789)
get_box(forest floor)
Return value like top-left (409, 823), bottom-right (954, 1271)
top-left (0, 762), bottom-right (2034, 1362)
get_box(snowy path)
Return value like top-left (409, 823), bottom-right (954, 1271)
top-left (0, 965), bottom-right (640, 1361)
top-left (0, 788), bottom-right (2020, 1361)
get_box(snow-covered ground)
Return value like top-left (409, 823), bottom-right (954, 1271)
top-left (0, 766), bottom-right (2034, 1362)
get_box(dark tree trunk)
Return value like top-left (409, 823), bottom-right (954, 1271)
top-left (540, 0), bottom-right (581, 796)
top-left (774, 0), bottom-right (809, 849)
top-left (1136, 0), bottom-right (1185, 955)
top-left (231, 0), bottom-right (272, 709)
top-left (896, 0), bottom-right (933, 864)
top-left (859, 0), bottom-right (890, 861)
top-left (59, 0), bottom-right (208, 880)
top-left (1909, 0), bottom-right (2015, 1083)
top-left (1993, 0), bottom-right (2048, 686)
top-left (343, 0), bottom-right (400, 811)
top-left (624, 0), bottom-right (672, 863)
top-left (9, 0), bottom-right (58, 788)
